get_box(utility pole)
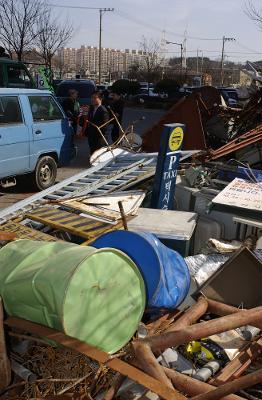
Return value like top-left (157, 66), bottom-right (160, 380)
top-left (98, 8), bottom-right (114, 84)
top-left (220, 36), bottom-right (235, 86)
top-left (197, 49), bottom-right (199, 74)
top-left (166, 40), bottom-right (183, 78)
top-left (50, 4), bottom-right (114, 85)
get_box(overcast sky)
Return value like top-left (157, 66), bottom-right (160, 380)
top-left (52, 0), bottom-right (262, 62)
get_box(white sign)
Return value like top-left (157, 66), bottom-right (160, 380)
top-left (212, 178), bottom-right (262, 212)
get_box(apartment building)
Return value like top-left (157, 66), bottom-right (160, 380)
top-left (58, 46), bottom-right (148, 78)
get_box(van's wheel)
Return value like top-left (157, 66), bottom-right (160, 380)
top-left (33, 156), bottom-right (57, 190)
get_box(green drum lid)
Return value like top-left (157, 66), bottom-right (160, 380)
top-left (63, 248), bottom-right (146, 353)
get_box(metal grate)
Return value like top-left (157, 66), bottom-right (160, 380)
top-left (0, 152), bottom-right (157, 225)
top-left (0, 221), bottom-right (57, 242)
top-left (26, 206), bottom-right (123, 243)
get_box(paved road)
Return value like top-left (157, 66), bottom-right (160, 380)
top-left (0, 107), bottom-right (164, 210)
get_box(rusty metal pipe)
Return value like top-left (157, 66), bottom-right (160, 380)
top-left (167, 296), bottom-right (208, 332)
top-left (118, 201), bottom-right (128, 231)
top-left (164, 368), bottom-right (244, 400)
top-left (143, 306), bottom-right (262, 352)
top-left (191, 367), bottom-right (262, 400)
top-left (132, 342), bottom-right (175, 391)
top-left (207, 298), bottom-right (262, 330)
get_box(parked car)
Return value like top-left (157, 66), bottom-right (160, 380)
top-left (56, 79), bottom-right (96, 106)
top-left (0, 88), bottom-right (75, 190)
top-left (0, 58), bottom-right (36, 89)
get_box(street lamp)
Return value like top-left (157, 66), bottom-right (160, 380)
top-left (220, 36), bottom-right (235, 86)
top-left (166, 40), bottom-right (183, 76)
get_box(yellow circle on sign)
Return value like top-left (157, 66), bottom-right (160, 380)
top-left (168, 127), bottom-right (184, 151)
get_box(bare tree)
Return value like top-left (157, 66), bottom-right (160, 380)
top-left (139, 36), bottom-right (164, 92)
top-left (35, 8), bottom-right (74, 71)
top-left (0, 0), bottom-right (45, 60)
top-left (245, 1), bottom-right (262, 28)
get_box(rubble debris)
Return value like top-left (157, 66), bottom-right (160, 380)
top-left (0, 116), bottom-right (261, 400)
top-left (5, 317), bottom-right (181, 400)
top-left (209, 125), bottom-right (262, 162)
top-left (142, 86), bottom-right (222, 152)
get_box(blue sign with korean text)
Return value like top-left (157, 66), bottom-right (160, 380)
top-left (151, 123), bottom-right (185, 210)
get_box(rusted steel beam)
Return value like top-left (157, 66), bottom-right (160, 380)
top-left (5, 317), bottom-right (179, 400)
top-left (207, 298), bottom-right (262, 330)
top-left (0, 297), bottom-right (11, 390)
top-left (167, 296), bottom-right (208, 332)
top-left (210, 337), bottom-right (262, 385)
top-left (208, 126), bottom-right (262, 160)
top-left (142, 306), bottom-right (262, 352)
top-left (132, 342), bottom-right (175, 391)
top-left (118, 201), bottom-right (128, 231)
top-left (191, 367), bottom-right (262, 400)
top-left (164, 368), bottom-right (244, 400)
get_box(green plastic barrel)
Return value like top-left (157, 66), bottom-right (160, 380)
top-left (0, 240), bottom-right (145, 353)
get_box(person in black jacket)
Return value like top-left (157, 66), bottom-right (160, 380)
top-left (87, 91), bottom-right (109, 154)
top-left (110, 92), bottom-right (125, 142)
top-left (62, 89), bottom-right (80, 134)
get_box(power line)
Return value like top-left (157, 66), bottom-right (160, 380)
top-left (50, 5), bottom-right (221, 42)
top-left (50, 4), bottom-right (105, 10)
top-left (116, 10), bottom-right (221, 41)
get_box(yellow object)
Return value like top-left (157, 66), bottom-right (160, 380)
top-left (168, 126), bottom-right (184, 151)
top-left (185, 340), bottom-right (215, 362)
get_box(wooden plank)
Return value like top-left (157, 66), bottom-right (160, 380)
top-left (0, 221), bottom-right (57, 242)
top-left (5, 317), bottom-right (182, 400)
top-left (26, 206), bottom-right (123, 240)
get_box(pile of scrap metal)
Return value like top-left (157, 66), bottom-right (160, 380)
top-left (0, 145), bottom-right (261, 399)
top-left (142, 86), bottom-right (262, 168)
top-left (0, 245), bottom-right (262, 400)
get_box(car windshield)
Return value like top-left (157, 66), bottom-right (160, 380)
top-left (56, 82), bottom-right (96, 98)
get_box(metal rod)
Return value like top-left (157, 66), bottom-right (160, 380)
top-left (164, 368), bottom-right (244, 400)
top-left (118, 201), bottom-right (128, 230)
top-left (11, 359), bottom-right (37, 383)
top-left (191, 368), bottom-right (262, 400)
top-left (167, 296), bottom-right (208, 332)
top-left (132, 342), bottom-right (179, 393)
top-left (5, 317), bottom-right (180, 400)
top-left (207, 298), bottom-right (262, 330)
top-left (143, 305), bottom-right (262, 352)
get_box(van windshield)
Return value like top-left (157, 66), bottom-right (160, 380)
top-left (7, 65), bottom-right (33, 88)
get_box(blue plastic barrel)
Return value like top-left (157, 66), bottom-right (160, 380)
top-left (93, 231), bottom-right (190, 309)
